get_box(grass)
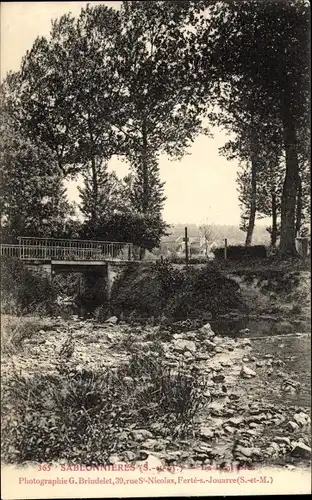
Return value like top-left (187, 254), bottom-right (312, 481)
top-left (1, 315), bottom-right (43, 355)
top-left (1, 342), bottom-right (208, 465)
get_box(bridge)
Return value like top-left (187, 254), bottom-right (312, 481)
top-left (1, 237), bottom-right (137, 297)
top-left (1, 237), bottom-right (133, 263)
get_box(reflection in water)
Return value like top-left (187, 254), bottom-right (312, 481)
top-left (211, 318), bottom-right (311, 338)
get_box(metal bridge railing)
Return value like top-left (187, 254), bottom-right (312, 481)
top-left (1, 237), bottom-right (133, 261)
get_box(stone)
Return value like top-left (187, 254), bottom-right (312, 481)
top-left (290, 442), bottom-right (311, 459)
top-left (195, 353), bottom-right (210, 361)
top-left (123, 450), bottom-right (136, 461)
top-left (141, 439), bottom-right (163, 450)
top-left (212, 374), bottom-right (225, 383)
top-left (204, 339), bottom-right (216, 350)
top-left (108, 455), bottom-right (120, 464)
top-left (240, 365), bottom-right (256, 379)
top-left (288, 421), bottom-right (300, 432)
top-left (200, 323), bottom-right (216, 338)
top-left (105, 316), bottom-right (118, 324)
top-left (273, 437), bottom-right (291, 447)
top-left (293, 412), bottom-right (310, 427)
top-left (239, 328), bottom-right (250, 335)
top-left (226, 417), bottom-right (244, 427)
top-left (224, 426), bottom-right (236, 434)
top-left (234, 446), bottom-right (261, 459)
top-left (173, 339), bottom-right (196, 353)
top-left (131, 429), bottom-right (154, 442)
top-left (240, 339), bottom-right (252, 347)
top-left (214, 346), bottom-right (224, 353)
top-left (199, 427), bottom-right (214, 441)
top-left (184, 351), bottom-right (193, 360)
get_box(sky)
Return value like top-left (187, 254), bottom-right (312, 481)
top-left (1, 1), bottom-right (260, 227)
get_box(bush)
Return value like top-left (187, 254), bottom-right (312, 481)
top-left (1, 316), bottom-right (43, 355)
top-left (213, 245), bottom-right (267, 261)
top-left (164, 265), bottom-right (242, 320)
top-left (1, 348), bottom-right (207, 464)
top-left (111, 261), bottom-right (242, 322)
top-left (1, 257), bottom-right (57, 315)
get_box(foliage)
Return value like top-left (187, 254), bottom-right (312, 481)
top-left (1, 316), bottom-right (43, 355)
top-left (78, 165), bottom-right (124, 227)
top-left (213, 245), bottom-right (267, 261)
top-left (200, 0), bottom-right (310, 254)
top-left (111, 261), bottom-right (242, 321)
top-left (80, 211), bottom-right (169, 251)
top-left (1, 347), bottom-right (207, 464)
top-left (0, 257), bottom-right (57, 315)
top-left (0, 112), bottom-right (74, 241)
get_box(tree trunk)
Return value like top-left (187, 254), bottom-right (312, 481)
top-left (90, 157), bottom-right (98, 229)
top-left (142, 120), bottom-right (149, 214)
top-left (139, 120), bottom-right (149, 260)
top-left (245, 157), bottom-right (257, 247)
top-left (271, 192), bottom-right (278, 247)
top-left (295, 174), bottom-right (303, 236)
top-left (280, 97), bottom-right (299, 256)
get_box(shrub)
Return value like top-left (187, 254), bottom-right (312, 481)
top-left (165, 265), bottom-right (242, 320)
top-left (111, 261), bottom-right (242, 322)
top-left (1, 316), bottom-right (43, 355)
top-left (213, 244), bottom-right (267, 261)
top-left (0, 257), bottom-right (57, 315)
top-left (1, 348), bottom-right (207, 464)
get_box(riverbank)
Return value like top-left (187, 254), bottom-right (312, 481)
top-left (1, 314), bottom-right (311, 470)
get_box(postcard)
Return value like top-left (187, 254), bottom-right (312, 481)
top-left (1, 1), bottom-right (311, 498)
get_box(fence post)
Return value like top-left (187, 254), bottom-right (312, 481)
top-left (184, 227), bottom-right (189, 268)
top-left (224, 238), bottom-right (228, 263)
top-left (18, 237), bottom-right (21, 259)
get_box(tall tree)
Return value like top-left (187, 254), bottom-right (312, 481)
top-left (6, 4), bottom-right (124, 176)
top-left (0, 118), bottom-right (74, 242)
top-left (194, 0), bottom-right (310, 255)
top-left (78, 165), bottom-right (123, 231)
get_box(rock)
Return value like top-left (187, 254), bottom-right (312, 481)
top-left (199, 323), bottom-right (216, 338)
top-left (184, 351), bottom-right (193, 360)
top-left (285, 464), bottom-right (296, 470)
top-left (266, 442), bottom-right (280, 456)
top-left (173, 339), bottom-right (196, 353)
top-left (240, 365), bottom-right (256, 379)
top-left (108, 454), bottom-right (120, 464)
top-left (240, 339), bottom-right (252, 347)
top-left (141, 439), bottom-right (163, 450)
top-left (105, 316), bottom-right (118, 324)
top-left (234, 446), bottom-right (261, 459)
top-left (131, 429), bottom-right (154, 442)
top-left (273, 437), bottom-right (291, 446)
top-left (123, 450), bottom-right (136, 461)
top-left (204, 339), bottom-right (216, 350)
top-left (293, 412), bottom-right (310, 427)
top-left (288, 421), bottom-right (300, 432)
top-left (199, 427), bottom-right (214, 441)
top-left (224, 426), bottom-right (236, 434)
top-left (212, 374), bottom-right (225, 383)
top-left (290, 442), bottom-right (311, 459)
top-left (195, 353), bottom-right (210, 361)
top-left (226, 417), bottom-right (244, 427)
top-left (239, 328), bottom-right (250, 335)
top-left (220, 360), bottom-right (233, 367)
top-left (214, 346), bottom-right (224, 353)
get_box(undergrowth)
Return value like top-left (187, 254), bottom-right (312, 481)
top-left (1, 347), bottom-right (208, 465)
top-left (111, 261), bottom-right (242, 322)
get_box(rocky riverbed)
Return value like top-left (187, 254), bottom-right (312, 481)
top-left (1, 314), bottom-right (311, 471)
